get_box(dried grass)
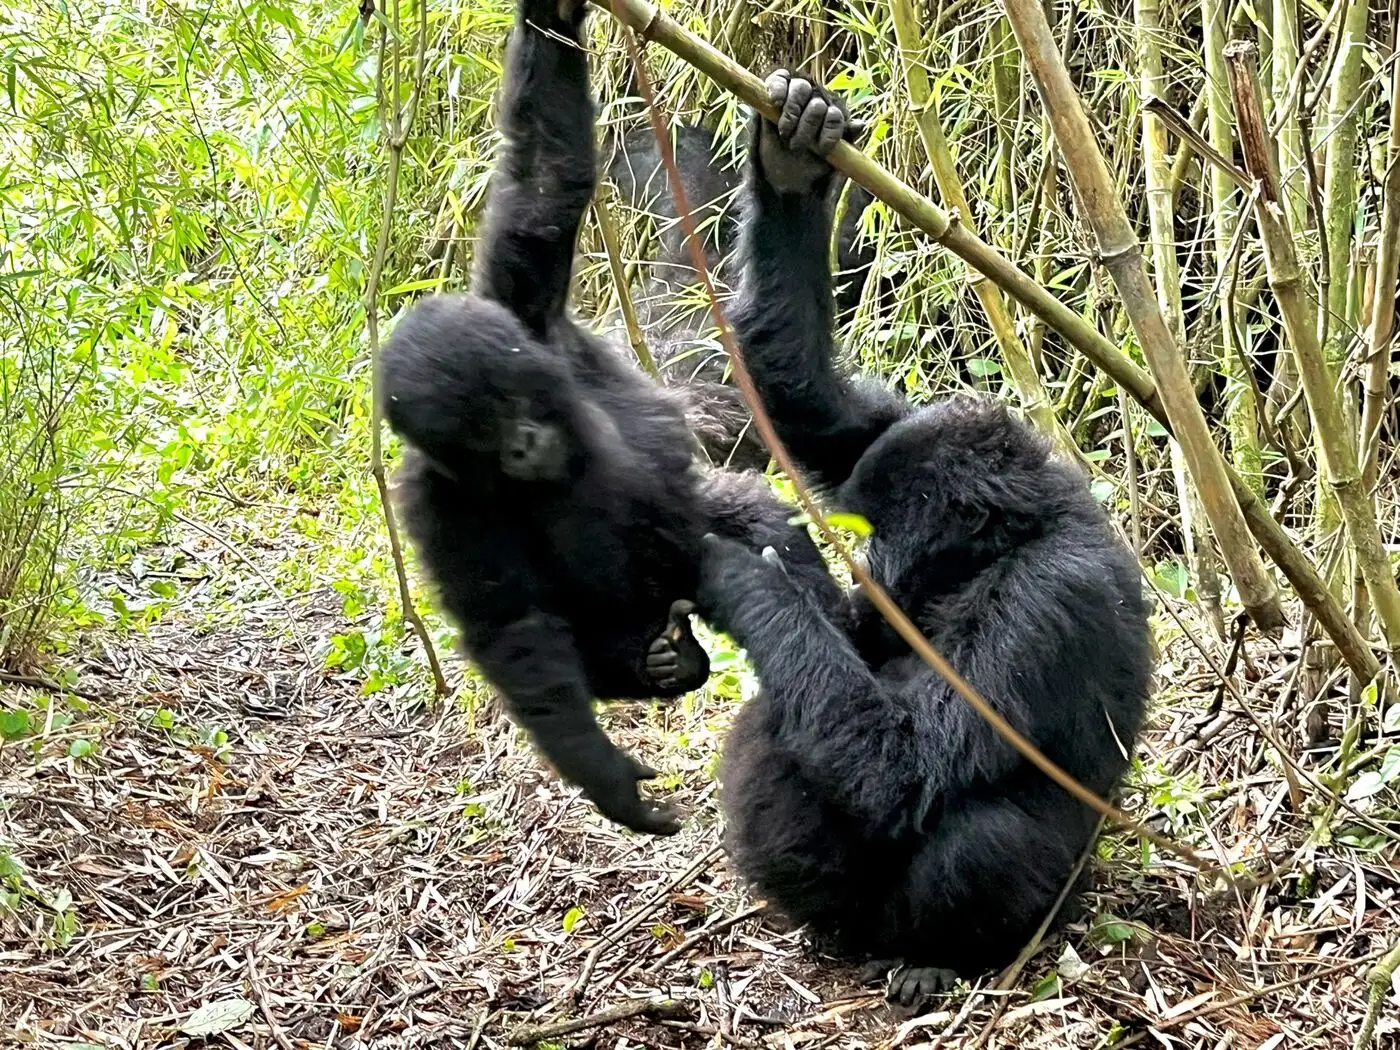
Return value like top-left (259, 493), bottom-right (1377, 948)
top-left (1, 521), bottom-right (1395, 1049)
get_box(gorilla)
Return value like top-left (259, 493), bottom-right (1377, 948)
top-left (379, 0), bottom-right (829, 835)
top-left (696, 72), bottom-right (1154, 1002)
top-left (603, 122), bottom-right (881, 470)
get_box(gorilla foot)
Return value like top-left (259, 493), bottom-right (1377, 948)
top-left (646, 600), bottom-right (709, 693)
top-left (861, 960), bottom-right (960, 1008)
top-left (886, 965), bottom-right (960, 1008)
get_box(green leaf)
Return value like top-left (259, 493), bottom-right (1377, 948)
top-left (68, 738), bottom-right (96, 759)
top-left (1090, 913), bottom-right (1137, 944)
top-left (0, 710), bottom-right (30, 740)
top-left (965, 357), bottom-right (1002, 377)
top-left (825, 512), bottom-right (874, 537)
top-left (1027, 970), bottom-right (1061, 1002)
top-left (1152, 560), bottom-right (1189, 598)
top-left (562, 906), bottom-right (584, 933)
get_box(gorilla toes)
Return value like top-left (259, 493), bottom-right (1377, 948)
top-left (646, 599), bottom-right (710, 692)
top-left (886, 965), bottom-right (960, 1008)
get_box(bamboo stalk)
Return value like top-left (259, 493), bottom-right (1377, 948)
top-left (1359, 53), bottom-right (1400, 490)
top-left (1318, 0), bottom-right (1368, 362)
top-left (1137, 0), bottom-right (1224, 632)
top-left (1271, 0), bottom-right (1307, 231)
top-left (1224, 40), bottom-right (1400, 656)
top-left (1203, 0), bottom-right (1263, 488)
top-left (594, 182), bottom-right (660, 377)
top-left (585, 0), bottom-right (1379, 681)
top-left (1000, 0), bottom-right (1285, 632)
top-left (888, 0), bottom-right (1077, 458)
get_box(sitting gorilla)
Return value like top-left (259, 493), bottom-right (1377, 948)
top-left (603, 123), bottom-right (880, 470)
top-left (379, 0), bottom-right (829, 835)
top-left (697, 72), bottom-right (1154, 1002)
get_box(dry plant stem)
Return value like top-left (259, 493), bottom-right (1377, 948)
top-left (562, 844), bottom-right (723, 1007)
top-left (612, 8), bottom-right (1213, 877)
top-left (0, 668), bottom-right (105, 703)
top-left (245, 949), bottom-right (297, 1050)
top-left (996, 816), bottom-right (1104, 992)
top-left (1160, 948), bottom-right (1384, 1032)
top-left (1360, 54), bottom-right (1400, 490)
top-left (960, 819), bottom-right (1106, 1050)
top-left (594, 183), bottom-right (659, 377)
top-left (366, 0), bottom-right (448, 696)
top-left (508, 997), bottom-right (690, 1045)
top-left (582, 0), bottom-right (1381, 681)
top-left (1001, 0), bottom-right (1284, 634)
top-left (888, 0), bottom-right (1076, 460)
top-left (1225, 40), bottom-right (1400, 657)
top-left (647, 904), bottom-right (767, 972)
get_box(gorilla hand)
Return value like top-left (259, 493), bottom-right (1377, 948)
top-left (755, 70), bottom-right (859, 195)
top-left (646, 600), bottom-right (711, 693)
top-left (591, 752), bottom-right (682, 835)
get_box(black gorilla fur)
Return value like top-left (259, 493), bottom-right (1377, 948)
top-left (379, 1), bottom-right (829, 836)
top-left (696, 71), bottom-right (1155, 1003)
top-left (603, 124), bottom-right (879, 470)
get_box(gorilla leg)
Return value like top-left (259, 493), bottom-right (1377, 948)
top-left (880, 794), bottom-right (1089, 1002)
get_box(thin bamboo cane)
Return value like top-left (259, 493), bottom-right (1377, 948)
top-left (1224, 40), bottom-right (1400, 657)
top-left (1359, 51), bottom-right (1400, 491)
top-left (887, 0), bottom-right (1077, 459)
top-left (1137, 0), bottom-right (1225, 635)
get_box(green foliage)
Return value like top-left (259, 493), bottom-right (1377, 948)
top-left (0, 0), bottom-right (414, 665)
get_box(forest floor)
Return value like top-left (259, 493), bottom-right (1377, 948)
top-left (2, 508), bottom-right (1398, 1050)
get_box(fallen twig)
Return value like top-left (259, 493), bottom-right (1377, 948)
top-left (508, 996), bottom-right (690, 1045)
top-left (563, 843), bottom-right (723, 1006)
top-left (647, 903), bottom-right (767, 972)
top-left (0, 669), bottom-right (105, 703)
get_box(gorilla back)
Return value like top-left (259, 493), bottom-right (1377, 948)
top-left (380, 0), bottom-right (828, 836)
top-left (696, 70), bottom-right (1153, 1000)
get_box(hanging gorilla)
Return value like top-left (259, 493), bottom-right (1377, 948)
top-left (378, 0), bottom-right (829, 836)
top-left (696, 71), bottom-right (1154, 1002)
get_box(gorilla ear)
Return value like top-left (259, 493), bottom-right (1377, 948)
top-left (962, 504), bottom-right (992, 536)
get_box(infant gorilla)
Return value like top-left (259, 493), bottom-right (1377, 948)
top-left (698, 71), bottom-right (1154, 1002)
top-left (380, 0), bottom-right (830, 835)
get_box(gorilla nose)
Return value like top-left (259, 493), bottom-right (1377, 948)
top-left (501, 419), bottom-right (567, 480)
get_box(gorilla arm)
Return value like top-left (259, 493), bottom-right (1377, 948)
top-left (471, 611), bottom-right (682, 835)
top-left (728, 72), bottom-right (905, 491)
top-left (699, 535), bottom-right (1027, 837)
top-left (472, 0), bottom-right (596, 336)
